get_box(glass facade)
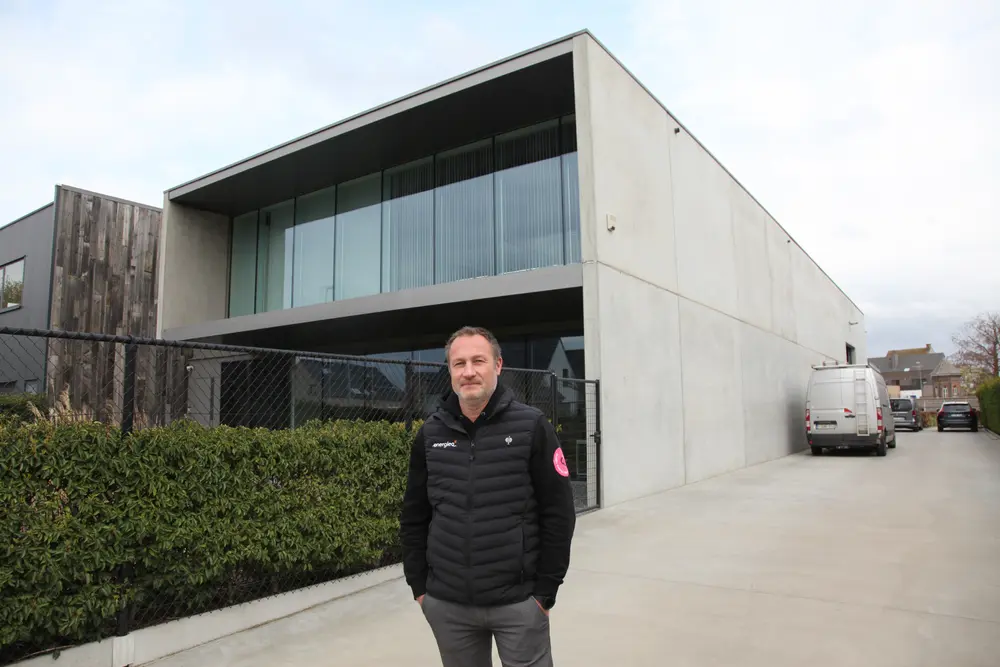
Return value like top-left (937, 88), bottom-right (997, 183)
top-left (283, 333), bottom-right (583, 430)
top-left (366, 333), bottom-right (584, 377)
top-left (228, 115), bottom-right (581, 317)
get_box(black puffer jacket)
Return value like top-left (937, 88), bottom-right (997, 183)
top-left (400, 385), bottom-right (577, 607)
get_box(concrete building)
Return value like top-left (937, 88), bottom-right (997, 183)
top-left (156, 31), bottom-right (866, 507)
top-left (0, 185), bottom-right (162, 401)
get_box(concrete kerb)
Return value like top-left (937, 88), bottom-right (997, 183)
top-left (13, 564), bottom-right (406, 667)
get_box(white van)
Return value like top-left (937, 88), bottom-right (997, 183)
top-left (805, 363), bottom-right (896, 456)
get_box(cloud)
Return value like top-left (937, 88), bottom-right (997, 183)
top-left (0, 0), bottom-right (515, 216)
top-left (623, 0), bottom-right (999, 354)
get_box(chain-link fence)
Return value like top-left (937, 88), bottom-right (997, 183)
top-left (0, 328), bottom-right (598, 438)
top-left (0, 326), bottom-right (600, 664)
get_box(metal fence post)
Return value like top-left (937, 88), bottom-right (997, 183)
top-left (121, 340), bottom-right (137, 436)
top-left (550, 372), bottom-right (559, 435)
top-left (404, 361), bottom-right (415, 431)
top-left (117, 340), bottom-right (138, 637)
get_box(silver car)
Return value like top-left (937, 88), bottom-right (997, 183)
top-left (890, 397), bottom-right (922, 431)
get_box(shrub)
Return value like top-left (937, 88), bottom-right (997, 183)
top-left (0, 392), bottom-right (47, 425)
top-left (0, 417), bottom-right (415, 654)
top-left (976, 378), bottom-right (1000, 433)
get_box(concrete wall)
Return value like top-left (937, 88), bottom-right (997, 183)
top-left (156, 199), bottom-right (229, 336)
top-left (573, 34), bottom-right (866, 507)
top-left (0, 203), bottom-right (55, 392)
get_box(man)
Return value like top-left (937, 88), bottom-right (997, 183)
top-left (400, 326), bottom-right (577, 667)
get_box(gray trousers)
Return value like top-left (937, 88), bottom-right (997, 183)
top-left (421, 593), bottom-right (553, 667)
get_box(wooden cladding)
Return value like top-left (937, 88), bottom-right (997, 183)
top-left (49, 187), bottom-right (161, 337)
top-left (45, 187), bottom-right (162, 417)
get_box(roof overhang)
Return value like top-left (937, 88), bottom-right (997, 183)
top-left (166, 33), bottom-right (581, 216)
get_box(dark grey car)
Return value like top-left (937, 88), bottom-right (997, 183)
top-left (937, 401), bottom-right (979, 432)
top-left (890, 397), bottom-right (922, 431)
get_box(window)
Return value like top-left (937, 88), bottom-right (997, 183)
top-left (226, 115), bottom-right (582, 316)
top-left (335, 173), bottom-right (382, 300)
top-left (845, 343), bottom-right (856, 364)
top-left (435, 139), bottom-right (495, 283)
top-left (382, 158), bottom-right (434, 292)
top-left (256, 200), bottom-right (295, 313)
top-left (1, 258), bottom-right (25, 310)
top-left (229, 212), bottom-right (258, 317)
top-left (494, 120), bottom-right (563, 273)
top-left (293, 186), bottom-right (337, 307)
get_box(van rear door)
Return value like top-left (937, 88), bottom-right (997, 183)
top-left (890, 398), bottom-right (912, 422)
top-left (809, 371), bottom-right (857, 435)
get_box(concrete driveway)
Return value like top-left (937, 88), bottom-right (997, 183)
top-left (150, 429), bottom-right (1000, 667)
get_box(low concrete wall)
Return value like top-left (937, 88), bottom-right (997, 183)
top-left (14, 565), bottom-right (403, 667)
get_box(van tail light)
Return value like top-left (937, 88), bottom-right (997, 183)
top-left (938, 410), bottom-right (945, 420)
top-left (912, 410), bottom-right (917, 417)
top-left (877, 407), bottom-right (884, 432)
top-left (805, 408), bottom-right (811, 433)
top-left (970, 407), bottom-right (978, 417)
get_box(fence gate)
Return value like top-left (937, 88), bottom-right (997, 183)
top-left (552, 377), bottom-right (601, 512)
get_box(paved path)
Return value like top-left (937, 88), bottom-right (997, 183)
top-left (151, 429), bottom-right (1000, 666)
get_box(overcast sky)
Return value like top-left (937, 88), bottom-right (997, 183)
top-left (1, 0), bottom-right (996, 357)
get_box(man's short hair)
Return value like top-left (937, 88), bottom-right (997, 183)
top-left (445, 326), bottom-right (502, 363)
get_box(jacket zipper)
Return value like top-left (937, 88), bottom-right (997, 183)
top-left (466, 436), bottom-right (475, 603)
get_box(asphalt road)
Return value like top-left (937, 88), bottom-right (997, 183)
top-left (151, 427), bottom-right (1000, 667)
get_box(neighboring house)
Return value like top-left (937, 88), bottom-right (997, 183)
top-left (868, 344), bottom-right (945, 394)
top-left (155, 31), bottom-right (866, 507)
top-left (0, 185), bottom-right (162, 403)
top-left (929, 359), bottom-right (964, 398)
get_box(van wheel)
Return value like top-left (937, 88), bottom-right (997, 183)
top-left (972, 424), bottom-right (978, 432)
top-left (811, 446), bottom-right (822, 456)
top-left (876, 434), bottom-right (887, 457)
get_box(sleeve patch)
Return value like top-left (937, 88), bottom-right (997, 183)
top-left (553, 447), bottom-right (570, 477)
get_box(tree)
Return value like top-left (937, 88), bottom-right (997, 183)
top-left (960, 365), bottom-right (990, 395)
top-left (952, 311), bottom-right (1000, 389)
top-left (1, 277), bottom-right (21, 308)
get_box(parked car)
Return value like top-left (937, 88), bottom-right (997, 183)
top-left (805, 363), bottom-right (897, 456)
top-left (937, 401), bottom-right (979, 432)
top-left (890, 397), bottom-right (922, 431)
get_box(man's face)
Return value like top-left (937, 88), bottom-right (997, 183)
top-left (448, 334), bottom-right (502, 405)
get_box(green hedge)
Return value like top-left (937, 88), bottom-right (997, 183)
top-left (0, 417), bottom-right (414, 653)
top-left (977, 378), bottom-right (1000, 433)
